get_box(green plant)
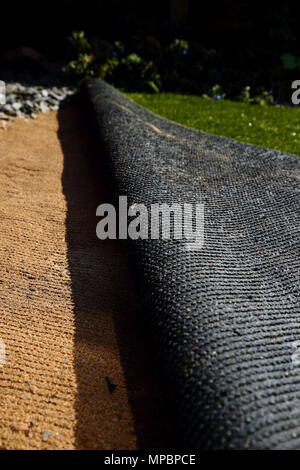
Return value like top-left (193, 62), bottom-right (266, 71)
top-left (168, 39), bottom-right (189, 54)
top-left (252, 90), bottom-right (274, 106)
top-left (64, 31), bottom-right (161, 92)
top-left (63, 30), bottom-right (290, 103)
top-left (238, 86), bottom-right (274, 106)
top-left (98, 57), bottom-right (119, 80)
top-left (69, 30), bottom-right (91, 54)
top-left (65, 52), bottom-right (94, 79)
top-left (210, 84), bottom-right (226, 100)
top-left (238, 86), bottom-right (251, 103)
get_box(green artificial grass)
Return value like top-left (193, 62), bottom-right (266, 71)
top-left (125, 93), bottom-right (300, 157)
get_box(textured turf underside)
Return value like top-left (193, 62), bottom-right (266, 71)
top-left (84, 79), bottom-right (300, 449)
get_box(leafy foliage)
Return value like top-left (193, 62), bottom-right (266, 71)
top-left (64, 31), bottom-right (161, 93)
top-left (64, 30), bottom-right (296, 104)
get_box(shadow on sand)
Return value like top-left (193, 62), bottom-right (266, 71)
top-left (57, 102), bottom-right (176, 449)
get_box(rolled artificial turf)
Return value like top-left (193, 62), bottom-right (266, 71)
top-left (84, 79), bottom-right (300, 449)
top-left (126, 92), bottom-right (300, 157)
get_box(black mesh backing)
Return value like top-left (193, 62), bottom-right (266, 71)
top-left (84, 79), bottom-right (300, 449)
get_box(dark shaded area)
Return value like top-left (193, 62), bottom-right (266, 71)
top-left (58, 101), bottom-right (177, 449)
top-left (1, 1), bottom-right (298, 57)
top-left (1, 1), bottom-right (298, 103)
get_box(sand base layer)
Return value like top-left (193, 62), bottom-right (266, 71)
top-left (0, 105), bottom-right (173, 449)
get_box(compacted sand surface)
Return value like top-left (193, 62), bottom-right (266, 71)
top-left (0, 105), bottom-right (173, 449)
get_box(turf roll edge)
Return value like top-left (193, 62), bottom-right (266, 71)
top-left (83, 79), bottom-right (300, 449)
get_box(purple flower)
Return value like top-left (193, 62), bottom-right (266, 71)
top-left (216, 95), bottom-right (221, 99)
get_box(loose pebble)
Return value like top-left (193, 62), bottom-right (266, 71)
top-left (0, 82), bottom-right (77, 121)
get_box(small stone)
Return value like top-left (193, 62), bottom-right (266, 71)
top-left (12, 102), bottom-right (22, 111)
top-left (24, 100), bottom-right (33, 109)
top-left (39, 102), bottom-right (49, 113)
top-left (47, 97), bottom-right (57, 105)
top-left (6, 84), bottom-right (18, 93)
top-left (42, 431), bottom-right (52, 441)
top-left (6, 94), bottom-right (17, 104)
top-left (30, 113), bottom-right (37, 119)
top-left (41, 89), bottom-right (48, 97)
top-left (49, 91), bottom-right (63, 101)
top-left (28, 87), bottom-right (38, 96)
top-left (16, 110), bottom-right (26, 119)
top-left (3, 104), bottom-right (16, 116)
top-left (0, 112), bottom-right (9, 120)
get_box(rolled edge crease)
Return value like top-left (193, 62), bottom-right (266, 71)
top-left (83, 79), bottom-right (300, 449)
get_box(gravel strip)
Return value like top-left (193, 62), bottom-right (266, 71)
top-left (0, 82), bottom-right (77, 121)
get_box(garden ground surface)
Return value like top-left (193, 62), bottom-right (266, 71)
top-left (0, 105), bottom-right (173, 449)
top-left (126, 93), bottom-right (300, 157)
